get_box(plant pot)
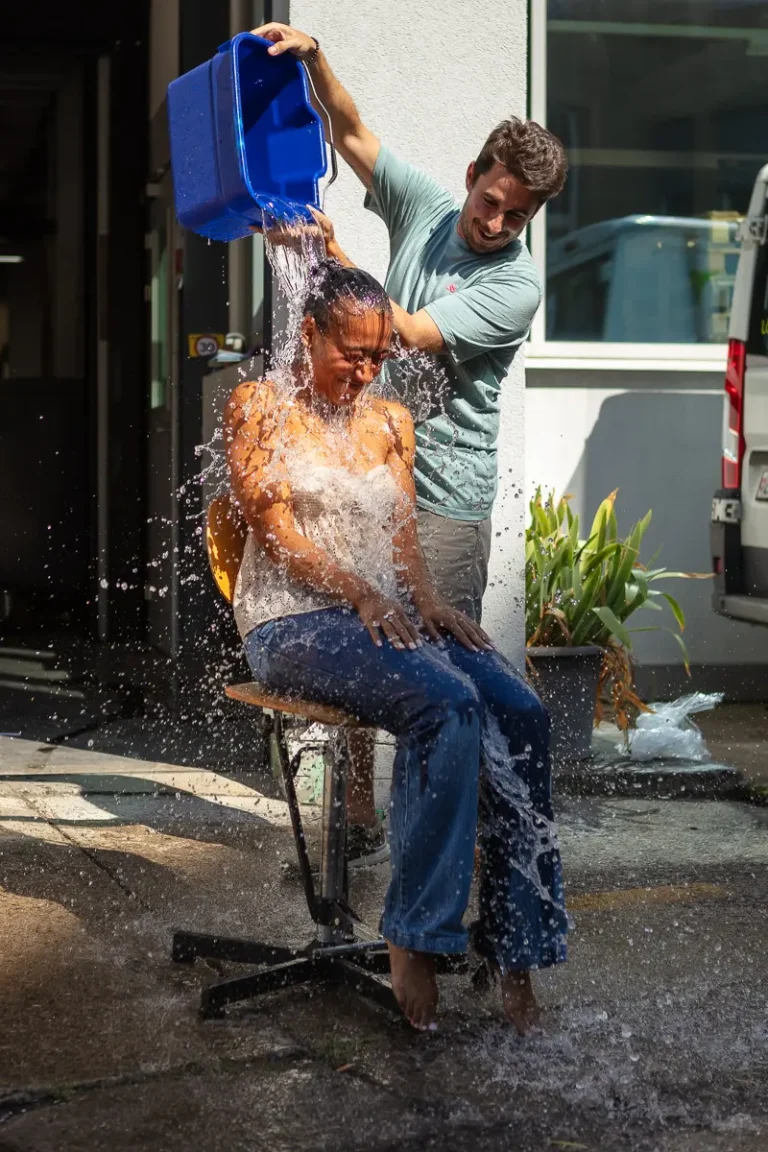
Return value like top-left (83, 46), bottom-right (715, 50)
top-left (526, 645), bottom-right (604, 762)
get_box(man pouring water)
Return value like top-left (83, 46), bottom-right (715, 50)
top-left (251, 21), bottom-right (568, 859)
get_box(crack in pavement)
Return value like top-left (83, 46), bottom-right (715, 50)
top-left (16, 789), bottom-right (153, 913)
top-left (0, 1045), bottom-right (311, 1126)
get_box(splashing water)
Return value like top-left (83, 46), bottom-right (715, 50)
top-left (258, 207), bottom-right (450, 424)
top-left (196, 204), bottom-right (457, 516)
top-left (192, 212), bottom-right (556, 831)
top-left (482, 712), bottom-right (564, 908)
top-left (186, 206), bottom-right (560, 876)
top-left (260, 207), bottom-right (327, 377)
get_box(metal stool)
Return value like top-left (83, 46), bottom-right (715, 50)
top-left (172, 683), bottom-right (399, 1018)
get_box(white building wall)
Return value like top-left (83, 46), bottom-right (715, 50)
top-left (289, 0), bottom-right (530, 665)
top-left (527, 370), bottom-right (767, 691)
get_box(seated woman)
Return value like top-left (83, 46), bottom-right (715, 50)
top-left (225, 259), bottom-right (567, 1033)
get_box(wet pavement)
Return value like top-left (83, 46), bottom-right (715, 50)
top-left (697, 704), bottom-right (768, 794)
top-left (1, 733), bottom-right (767, 1151)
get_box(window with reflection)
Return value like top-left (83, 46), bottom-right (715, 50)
top-left (545, 0), bottom-right (768, 344)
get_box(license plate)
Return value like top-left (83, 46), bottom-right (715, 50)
top-left (712, 496), bottom-right (741, 523)
top-left (757, 469), bottom-right (768, 501)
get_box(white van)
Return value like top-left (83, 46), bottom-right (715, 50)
top-left (711, 164), bottom-right (768, 627)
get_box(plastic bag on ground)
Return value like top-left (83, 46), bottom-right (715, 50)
top-left (621, 692), bottom-right (724, 763)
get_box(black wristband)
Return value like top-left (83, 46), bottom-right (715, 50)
top-left (305, 37), bottom-right (320, 66)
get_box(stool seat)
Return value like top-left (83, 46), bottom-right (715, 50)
top-left (225, 682), bottom-right (362, 728)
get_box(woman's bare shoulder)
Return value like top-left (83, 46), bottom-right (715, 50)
top-left (224, 379), bottom-right (283, 440)
top-left (364, 397), bottom-right (415, 468)
top-left (225, 378), bottom-right (277, 419)
top-left (367, 396), bottom-right (414, 437)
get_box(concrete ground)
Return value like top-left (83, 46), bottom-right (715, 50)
top-left (1, 728), bottom-right (767, 1152)
top-left (697, 703), bottom-right (768, 792)
top-left (555, 702), bottom-right (768, 803)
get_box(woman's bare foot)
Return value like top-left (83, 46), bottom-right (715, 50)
top-left (386, 941), bottom-right (438, 1031)
top-left (500, 970), bottom-right (540, 1035)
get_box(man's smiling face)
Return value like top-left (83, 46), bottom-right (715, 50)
top-left (458, 161), bottom-right (541, 255)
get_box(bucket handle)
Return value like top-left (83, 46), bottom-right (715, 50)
top-left (302, 62), bottom-right (338, 209)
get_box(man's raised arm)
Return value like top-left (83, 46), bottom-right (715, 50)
top-left (250, 22), bottom-right (380, 190)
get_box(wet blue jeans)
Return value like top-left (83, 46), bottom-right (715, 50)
top-left (244, 607), bottom-right (568, 973)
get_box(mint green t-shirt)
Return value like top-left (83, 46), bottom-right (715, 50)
top-left (365, 146), bottom-right (541, 521)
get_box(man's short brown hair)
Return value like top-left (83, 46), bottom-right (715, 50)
top-left (473, 117), bottom-right (568, 204)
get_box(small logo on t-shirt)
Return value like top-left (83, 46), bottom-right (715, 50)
top-left (446, 283), bottom-right (457, 293)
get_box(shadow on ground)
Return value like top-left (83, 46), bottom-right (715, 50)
top-left (1, 736), bottom-right (768, 1151)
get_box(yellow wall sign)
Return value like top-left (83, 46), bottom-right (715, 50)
top-left (188, 333), bottom-right (225, 358)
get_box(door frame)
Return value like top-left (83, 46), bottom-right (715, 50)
top-left (145, 171), bottom-right (182, 657)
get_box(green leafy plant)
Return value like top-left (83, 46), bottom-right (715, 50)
top-left (526, 490), bottom-right (709, 729)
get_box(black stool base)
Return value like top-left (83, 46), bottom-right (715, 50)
top-left (171, 715), bottom-right (465, 1024)
top-left (172, 930), bottom-right (399, 1018)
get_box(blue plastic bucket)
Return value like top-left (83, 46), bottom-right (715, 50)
top-left (168, 33), bottom-right (328, 241)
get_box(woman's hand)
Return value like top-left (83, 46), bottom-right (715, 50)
top-left (307, 206), bottom-right (335, 248)
top-left (355, 590), bottom-right (423, 652)
top-left (248, 217), bottom-right (323, 249)
top-left (414, 592), bottom-right (494, 653)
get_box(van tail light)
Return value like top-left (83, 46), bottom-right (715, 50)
top-left (722, 338), bottom-right (746, 489)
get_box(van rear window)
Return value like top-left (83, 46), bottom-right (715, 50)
top-left (747, 211), bottom-right (768, 356)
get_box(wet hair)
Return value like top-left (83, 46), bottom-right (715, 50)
top-left (303, 259), bottom-right (392, 333)
top-left (473, 117), bottom-right (568, 204)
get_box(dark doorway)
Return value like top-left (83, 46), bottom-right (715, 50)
top-left (0, 6), bottom-right (149, 643)
top-left (0, 55), bottom-right (90, 631)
